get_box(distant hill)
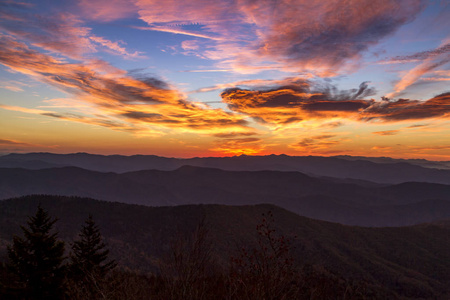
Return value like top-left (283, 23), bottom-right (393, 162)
top-left (1, 152), bottom-right (450, 184)
top-left (0, 195), bottom-right (449, 299)
top-left (1, 166), bottom-right (449, 226)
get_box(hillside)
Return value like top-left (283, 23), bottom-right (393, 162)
top-left (0, 195), bottom-right (449, 299)
top-left (1, 166), bottom-right (449, 226)
top-left (1, 152), bottom-right (450, 184)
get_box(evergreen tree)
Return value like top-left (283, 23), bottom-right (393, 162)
top-left (69, 214), bottom-right (116, 296)
top-left (7, 205), bottom-right (66, 300)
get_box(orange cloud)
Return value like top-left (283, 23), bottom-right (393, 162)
top-left (371, 146), bottom-right (392, 150)
top-left (0, 138), bottom-right (57, 152)
top-left (372, 130), bottom-right (399, 136)
top-left (0, 34), bottom-right (250, 135)
top-left (221, 80), bottom-right (375, 125)
top-left (220, 79), bottom-right (450, 126)
top-left (209, 137), bottom-right (265, 156)
top-left (289, 134), bottom-right (343, 153)
top-left (360, 93), bottom-right (450, 122)
top-left (0, 139), bottom-right (35, 147)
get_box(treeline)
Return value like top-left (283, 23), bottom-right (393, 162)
top-left (1, 207), bottom-right (398, 299)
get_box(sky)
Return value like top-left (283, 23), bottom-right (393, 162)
top-left (0, 0), bottom-right (449, 160)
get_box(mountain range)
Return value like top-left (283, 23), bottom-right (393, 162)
top-left (1, 152), bottom-right (450, 184)
top-left (1, 165), bottom-right (449, 226)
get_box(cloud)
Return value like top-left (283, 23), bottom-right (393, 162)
top-left (0, 138), bottom-right (57, 151)
top-left (289, 134), bottom-right (341, 152)
top-left (0, 80), bottom-right (30, 92)
top-left (0, 139), bottom-right (34, 146)
top-left (241, 0), bottom-right (424, 74)
top-left (89, 35), bottom-right (146, 59)
top-left (360, 92), bottom-right (450, 121)
top-left (220, 78), bottom-right (450, 125)
top-left (320, 121), bottom-right (344, 128)
top-left (0, 4), bottom-right (142, 60)
top-left (0, 34), bottom-right (250, 134)
top-left (410, 145), bottom-right (450, 151)
top-left (0, 103), bottom-right (145, 133)
top-left (372, 130), bottom-right (399, 136)
top-left (78, 0), bottom-right (137, 22)
top-left (221, 79), bottom-right (375, 125)
top-left (209, 137), bottom-right (264, 155)
top-left (134, 26), bottom-right (222, 41)
top-left (213, 131), bottom-right (258, 138)
top-left (386, 42), bottom-right (450, 97)
top-left (181, 40), bottom-right (200, 51)
top-left (406, 124), bottom-right (428, 128)
top-left (85, 0), bottom-right (424, 75)
top-left (380, 42), bottom-right (450, 64)
top-left (0, 104), bottom-right (51, 115)
top-left (372, 146), bottom-right (392, 150)
top-left (41, 112), bottom-right (145, 133)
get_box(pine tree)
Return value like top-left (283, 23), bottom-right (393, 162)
top-left (69, 214), bottom-right (116, 297)
top-left (7, 205), bottom-right (66, 300)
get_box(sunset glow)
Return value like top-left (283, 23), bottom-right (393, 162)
top-left (0, 0), bottom-right (449, 159)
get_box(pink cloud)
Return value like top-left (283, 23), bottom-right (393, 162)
top-left (130, 0), bottom-right (425, 75)
top-left (78, 0), bottom-right (137, 22)
top-left (0, 5), bottom-right (143, 61)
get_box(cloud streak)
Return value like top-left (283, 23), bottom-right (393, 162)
top-left (386, 41), bottom-right (450, 97)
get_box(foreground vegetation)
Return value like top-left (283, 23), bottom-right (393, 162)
top-left (1, 207), bottom-right (392, 299)
top-left (1, 195), bottom-right (449, 299)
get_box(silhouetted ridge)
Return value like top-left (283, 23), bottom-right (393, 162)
top-left (1, 166), bottom-right (449, 226)
top-left (0, 195), bottom-right (449, 299)
top-left (2, 152), bottom-right (450, 184)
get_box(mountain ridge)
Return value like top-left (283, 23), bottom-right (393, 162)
top-left (1, 166), bottom-right (449, 226)
top-left (2, 152), bottom-right (449, 184)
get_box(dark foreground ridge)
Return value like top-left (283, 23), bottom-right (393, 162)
top-left (1, 195), bottom-right (449, 299)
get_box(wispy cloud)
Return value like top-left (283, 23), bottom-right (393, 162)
top-left (89, 35), bottom-right (146, 59)
top-left (0, 79), bottom-right (30, 92)
top-left (380, 42), bottom-right (450, 64)
top-left (386, 41), bottom-right (450, 97)
top-left (0, 138), bottom-right (34, 146)
top-left (0, 138), bottom-right (57, 151)
top-left (134, 26), bottom-right (222, 40)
